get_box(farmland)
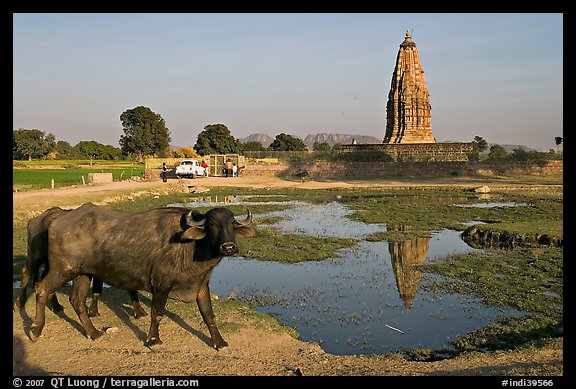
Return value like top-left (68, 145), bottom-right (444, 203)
top-left (13, 160), bottom-right (144, 191)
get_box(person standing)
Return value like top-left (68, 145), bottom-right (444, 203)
top-left (225, 159), bottom-right (233, 178)
top-left (162, 162), bottom-right (167, 182)
top-left (232, 163), bottom-right (238, 177)
top-left (201, 160), bottom-right (209, 176)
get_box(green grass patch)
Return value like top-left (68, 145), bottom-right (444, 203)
top-left (239, 226), bottom-right (358, 263)
top-left (13, 168), bottom-right (145, 190)
top-left (341, 187), bottom-right (562, 242)
top-left (420, 246), bottom-right (563, 352)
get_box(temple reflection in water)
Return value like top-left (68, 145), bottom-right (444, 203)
top-left (388, 235), bottom-right (431, 309)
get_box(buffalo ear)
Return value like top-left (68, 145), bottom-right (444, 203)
top-left (234, 225), bottom-right (257, 238)
top-left (179, 226), bottom-right (206, 241)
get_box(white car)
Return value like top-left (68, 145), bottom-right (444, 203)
top-left (175, 159), bottom-right (205, 178)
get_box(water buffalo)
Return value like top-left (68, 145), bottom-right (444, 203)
top-left (30, 203), bottom-right (256, 350)
top-left (15, 206), bottom-right (69, 312)
top-left (14, 206), bottom-right (147, 319)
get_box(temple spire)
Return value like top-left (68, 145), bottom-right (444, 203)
top-left (383, 31), bottom-right (436, 144)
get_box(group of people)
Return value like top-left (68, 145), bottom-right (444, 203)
top-left (224, 159), bottom-right (238, 178)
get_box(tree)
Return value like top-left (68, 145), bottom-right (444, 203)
top-left (194, 124), bottom-right (243, 155)
top-left (313, 141), bottom-right (331, 152)
top-left (75, 141), bottom-right (105, 160)
top-left (55, 140), bottom-right (78, 160)
top-left (171, 146), bottom-right (200, 159)
top-left (119, 106), bottom-right (171, 161)
top-left (13, 129), bottom-right (56, 160)
top-left (242, 141), bottom-right (266, 152)
top-left (555, 136), bottom-right (563, 151)
top-left (269, 133), bottom-right (307, 151)
top-left (487, 144), bottom-right (508, 161)
top-left (472, 136), bottom-right (488, 152)
top-left (468, 135), bottom-right (488, 161)
top-left (509, 147), bottom-right (531, 161)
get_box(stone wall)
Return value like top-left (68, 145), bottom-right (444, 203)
top-left (240, 160), bottom-right (563, 178)
top-left (340, 142), bottom-right (473, 162)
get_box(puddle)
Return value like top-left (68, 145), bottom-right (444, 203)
top-left (203, 201), bottom-right (525, 355)
top-left (212, 231), bottom-right (523, 355)
top-left (258, 201), bottom-right (386, 238)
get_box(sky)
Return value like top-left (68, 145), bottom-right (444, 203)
top-left (13, 13), bottom-right (563, 151)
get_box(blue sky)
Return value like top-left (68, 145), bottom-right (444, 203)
top-left (13, 13), bottom-right (563, 150)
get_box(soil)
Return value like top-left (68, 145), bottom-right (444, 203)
top-left (12, 176), bottom-right (564, 377)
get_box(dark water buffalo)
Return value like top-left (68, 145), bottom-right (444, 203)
top-left (14, 206), bottom-right (147, 319)
top-left (15, 206), bottom-right (69, 312)
top-left (31, 203), bottom-right (256, 350)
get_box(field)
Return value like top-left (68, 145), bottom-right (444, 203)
top-left (13, 160), bottom-right (145, 190)
top-left (12, 173), bottom-right (563, 376)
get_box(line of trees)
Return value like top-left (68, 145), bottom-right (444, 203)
top-left (13, 106), bottom-right (315, 161)
top-left (13, 106), bottom-right (563, 162)
top-left (469, 135), bottom-right (563, 161)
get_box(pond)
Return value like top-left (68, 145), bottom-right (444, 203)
top-left (175, 198), bottom-right (525, 356)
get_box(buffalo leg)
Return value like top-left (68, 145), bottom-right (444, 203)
top-left (129, 290), bottom-right (148, 319)
top-left (88, 276), bottom-right (102, 317)
top-left (197, 281), bottom-right (228, 350)
top-left (30, 271), bottom-right (68, 340)
top-left (88, 279), bottom-right (147, 319)
top-left (144, 290), bottom-right (169, 347)
top-left (16, 262), bottom-right (63, 312)
top-left (39, 263), bottom-right (64, 313)
top-left (70, 275), bottom-right (104, 340)
top-left (15, 263), bottom-right (30, 309)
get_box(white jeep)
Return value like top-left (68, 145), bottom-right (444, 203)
top-left (175, 159), bottom-right (205, 178)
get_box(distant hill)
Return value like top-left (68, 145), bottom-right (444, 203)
top-left (239, 133), bottom-right (274, 147)
top-left (240, 133), bottom-right (381, 148)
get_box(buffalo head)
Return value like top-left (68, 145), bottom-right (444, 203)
top-left (180, 207), bottom-right (256, 256)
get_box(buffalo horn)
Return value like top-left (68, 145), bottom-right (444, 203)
top-left (236, 209), bottom-right (252, 226)
top-left (185, 211), bottom-right (205, 228)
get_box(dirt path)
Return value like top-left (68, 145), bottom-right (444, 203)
top-left (12, 176), bottom-right (564, 377)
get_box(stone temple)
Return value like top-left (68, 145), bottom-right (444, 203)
top-left (384, 31), bottom-right (435, 144)
top-left (341, 31), bottom-right (472, 161)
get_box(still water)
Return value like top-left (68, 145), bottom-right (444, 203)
top-left (177, 198), bottom-right (525, 355)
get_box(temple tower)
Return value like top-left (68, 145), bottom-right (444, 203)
top-left (384, 31), bottom-right (436, 144)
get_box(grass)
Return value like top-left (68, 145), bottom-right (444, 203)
top-left (13, 167), bottom-right (145, 190)
top-left (239, 226), bottom-right (358, 263)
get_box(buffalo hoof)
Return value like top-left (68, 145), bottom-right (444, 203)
top-left (213, 339), bottom-right (229, 351)
top-left (87, 330), bottom-right (105, 340)
top-left (29, 326), bottom-right (42, 341)
top-left (144, 337), bottom-right (163, 349)
top-left (133, 305), bottom-right (148, 319)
